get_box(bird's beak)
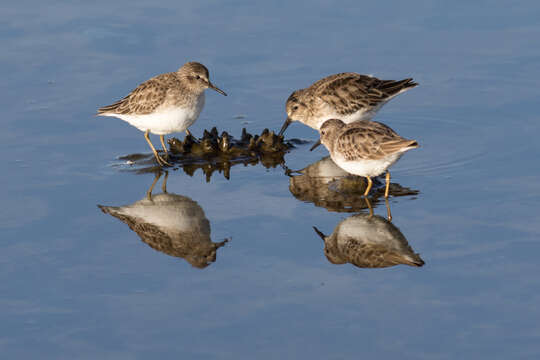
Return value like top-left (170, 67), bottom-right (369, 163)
top-left (208, 82), bottom-right (227, 96)
top-left (313, 226), bottom-right (327, 240)
top-left (278, 117), bottom-right (292, 137)
top-left (309, 139), bottom-right (322, 151)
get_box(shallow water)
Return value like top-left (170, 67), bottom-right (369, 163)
top-left (2, 1), bottom-right (540, 359)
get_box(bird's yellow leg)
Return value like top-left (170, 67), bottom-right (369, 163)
top-left (385, 197), bottom-right (392, 222)
top-left (144, 130), bottom-right (172, 166)
top-left (146, 171), bottom-right (162, 200)
top-left (385, 171), bottom-right (391, 198)
top-left (363, 176), bottom-right (373, 197)
top-left (160, 135), bottom-right (169, 160)
top-left (161, 171), bottom-right (169, 193)
top-left (185, 129), bottom-right (192, 137)
top-left (364, 197), bottom-right (374, 218)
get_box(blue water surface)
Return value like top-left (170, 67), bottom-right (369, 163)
top-left (2, 1), bottom-right (540, 359)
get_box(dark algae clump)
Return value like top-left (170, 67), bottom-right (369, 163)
top-left (118, 127), bottom-right (296, 181)
top-left (168, 127), bottom-right (292, 159)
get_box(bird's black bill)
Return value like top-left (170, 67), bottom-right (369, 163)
top-left (313, 226), bottom-right (327, 240)
top-left (278, 117), bottom-right (292, 137)
top-left (309, 139), bottom-right (322, 151)
top-left (209, 82), bottom-right (227, 96)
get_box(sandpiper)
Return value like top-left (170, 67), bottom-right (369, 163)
top-left (279, 73), bottom-right (417, 136)
top-left (97, 62), bottom-right (227, 166)
top-left (316, 119), bottom-right (418, 197)
top-left (313, 213), bottom-right (424, 268)
top-left (98, 171), bottom-right (228, 268)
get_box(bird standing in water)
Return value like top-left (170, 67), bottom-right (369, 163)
top-left (317, 119), bottom-right (418, 197)
top-left (98, 62), bottom-right (226, 166)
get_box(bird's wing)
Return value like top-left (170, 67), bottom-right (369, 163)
top-left (315, 73), bottom-right (417, 115)
top-left (97, 73), bottom-right (175, 115)
top-left (315, 73), bottom-right (374, 115)
top-left (336, 123), bottom-right (418, 160)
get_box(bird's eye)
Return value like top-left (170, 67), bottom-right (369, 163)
top-left (321, 131), bottom-right (325, 135)
top-left (293, 105), bottom-right (299, 111)
top-left (196, 75), bottom-right (201, 80)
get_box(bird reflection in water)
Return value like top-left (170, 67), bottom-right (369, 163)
top-left (313, 210), bottom-right (424, 269)
top-left (288, 156), bottom-right (418, 213)
top-left (98, 171), bottom-right (228, 268)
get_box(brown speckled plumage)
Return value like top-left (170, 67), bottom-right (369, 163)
top-left (97, 62), bottom-right (226, 166)
top-left (318, 119), bottom-right (419, 197)
top-left (98, 190), bottom-right (228, 269)
top-left (98, 73), bottom-right (187, 115)
top-left (321, 119), bottom-right (418, 162)
top-left (309, 73), bottom-right (416, 116)
top-left (98, 62), bottom-right (212, 116)
top-left (314, 214), bottom-right (425, 268)
top-left (280, 72), bottom-right (417, 134)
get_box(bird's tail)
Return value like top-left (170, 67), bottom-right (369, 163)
top-left (379, 78), bottom-right (418, 97)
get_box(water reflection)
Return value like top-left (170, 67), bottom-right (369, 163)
top-left (98, 171), bottom-right (228, 268)
top-left (115, 150), bottom-right (286, 182)
top-left (313, 210), bottom-right (425, 269)
top-left (289, 156), bottom-right (418, 212)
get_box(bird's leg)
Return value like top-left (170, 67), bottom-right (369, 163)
top-left (185, 129), bottom-right (192, 137)
top-left (160, 135), bottom-right (169, 160)
top-left (161, 171), bottom-right (169, 193)
top-left (144, 130), bottom-right (172, 167)
top-left (384, 171), bottom-right (391, 198)
top-left (146, 171), bottom-right (162, 200)
top-left (364, 197), bottom-right (374, 218)
top-left (363, 176), bottom-right (373, 197)
top-left (385, 197), bottom-right (392, 222)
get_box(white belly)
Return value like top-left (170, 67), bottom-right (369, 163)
top-left (115, 194), bottom-right (210, 236)
top-left (105, 94), bottom-right (205, 135)
top-left (332, 152), bottom-right (402, 178)
top-left (314, 109), bottom-right (373, 130)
